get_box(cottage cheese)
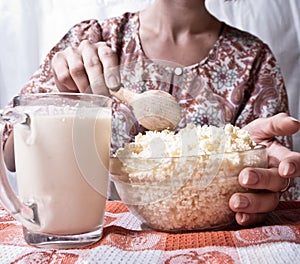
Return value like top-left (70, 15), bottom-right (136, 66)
top-left (114, 124), bottom-right (266, 231)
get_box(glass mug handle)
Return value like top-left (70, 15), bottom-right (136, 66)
top-left (0, 108), bottom-right (39, 227)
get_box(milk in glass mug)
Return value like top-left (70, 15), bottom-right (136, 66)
top-left (0, 93), bottom-right (112, 248)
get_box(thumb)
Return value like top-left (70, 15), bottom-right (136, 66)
top-left (243, 113), bottom-right (300, 142)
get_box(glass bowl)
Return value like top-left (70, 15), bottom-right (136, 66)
top-left (110, 145), bottom-right (267, 232)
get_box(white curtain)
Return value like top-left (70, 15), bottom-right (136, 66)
top-left (1, 0), bottom-right (299, 150)
top-left (0, 0), bottom-right (153, 108)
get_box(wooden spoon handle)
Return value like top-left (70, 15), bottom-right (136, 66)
top-left (109, 87), bottom-right (137, 104)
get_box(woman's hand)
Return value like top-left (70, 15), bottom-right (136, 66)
top-left (229, 113), bottom-right (300, 226)
top-left (51, 40), bottom-right (121, 94)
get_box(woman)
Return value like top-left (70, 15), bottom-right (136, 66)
top-left (3, 0), bottom-right (300, 226)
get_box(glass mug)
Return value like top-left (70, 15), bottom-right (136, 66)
top-left (0, 93), bottom-right (112, 248)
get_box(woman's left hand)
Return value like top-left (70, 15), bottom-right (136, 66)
top-left (229, 113), bottom-right (300, 226)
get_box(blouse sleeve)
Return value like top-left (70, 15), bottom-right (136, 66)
top-left (235, 44), bottom-right (292, 148)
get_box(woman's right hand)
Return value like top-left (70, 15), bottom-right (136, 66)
top-left (51, 40), bottom-right (121, 95)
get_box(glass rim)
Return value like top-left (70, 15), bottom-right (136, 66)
top-left (113, 144), bottom-right (267, 160)
top-left (13, 92), bottom-right (113, 107)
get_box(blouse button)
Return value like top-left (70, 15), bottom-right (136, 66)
top-left (174, 67), bottom-right (183, 76)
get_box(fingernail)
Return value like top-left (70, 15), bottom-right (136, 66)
top-left (233, 195), bottom-right (249, 209)
top-left (283, 162), bottom-right (296, 176)
top-left (241, 171), bottom-right (258, 185)
top-left (289, 117), bottom-right (300, 129)
top-left (289, 116), bottom-right (300, 123)
top-left (107, 75), bottom-right (119, 89)
top-left (240, 213), bottom-right (250, 223)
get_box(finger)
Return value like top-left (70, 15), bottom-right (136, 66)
top-left (235, 212), bottom-right (267, 226)
top-left (243, 113), bottom-right (300, 143)
top-left (51, 51), bottom-right (78, 92)
top-left (279, 155), bottom-right (300, 178)
top-left (64, 48), bottom-right (90, 93)
top-left (264, 140), bottom-right (300, 178)
top-left (97, 44), bottom-right (120, 91)
top-left (270, 142), bottom-right (300, 178)
top-left (239, 167), bottom-right (289, 192)
top-left (229, 192), bottom-right (280, 214)
top-left (80, 40), bottom-right (108, 95)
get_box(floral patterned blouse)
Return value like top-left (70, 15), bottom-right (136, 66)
top-left (18, 12), bottom-right (289, 136)
top-left (5, 12), bottom-right (298, 200)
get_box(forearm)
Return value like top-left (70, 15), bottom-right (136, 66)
top-left (3, 132), bottom-right (15, 172)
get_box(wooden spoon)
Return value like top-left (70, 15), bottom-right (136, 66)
top-left (110, 87), bottom-right (181, 131)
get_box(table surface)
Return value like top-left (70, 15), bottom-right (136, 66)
top-left (0, 201), bottom-right (300, 264)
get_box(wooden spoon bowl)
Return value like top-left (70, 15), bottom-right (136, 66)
top-left (111, 88), bottom-right (181, 131)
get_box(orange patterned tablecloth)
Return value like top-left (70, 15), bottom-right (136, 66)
top-left (0, 201), bottom-right (300, 263)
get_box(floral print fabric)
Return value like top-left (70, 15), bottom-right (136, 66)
top-left (18, 12), bottom-right (289, 139)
